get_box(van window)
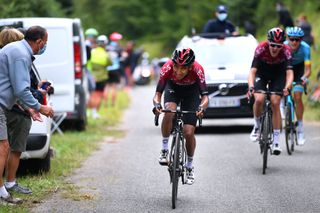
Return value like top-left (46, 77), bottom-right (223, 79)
top-left (35, 28), bottom-right (70, 64)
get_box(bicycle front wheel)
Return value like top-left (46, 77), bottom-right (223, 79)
top-left (261, 112), bottom-right (271, 175)
top-left (172, 133), bottom-right (181, 209)
top-left (285, 103), bottom-right (293, 155)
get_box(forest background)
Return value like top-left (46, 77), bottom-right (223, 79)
top-left (1, 0), bottom-right (319, 119)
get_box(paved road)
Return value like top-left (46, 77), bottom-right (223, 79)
top-left (32, 84), bottom-right (320, 213)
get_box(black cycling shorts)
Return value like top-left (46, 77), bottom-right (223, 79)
top-left (292, 62), bottom-right (304, 83)
top-left (254, 62), bottom-right (287, 94)
top-left (164, 81), bottom-right (200, 126)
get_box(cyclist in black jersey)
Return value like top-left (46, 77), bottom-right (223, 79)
top-left (153, 48), bottom-right (209, 185)
top-left (247, 27), bottom-right (294, 155)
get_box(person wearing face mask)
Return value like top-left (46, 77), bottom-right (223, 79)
top-left (0, 25), bottom-right (54, 204)
top-left (203, 5), bottom-right (238, 35)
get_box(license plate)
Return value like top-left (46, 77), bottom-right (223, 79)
top-left (209, 97), bottom-right (240, 108)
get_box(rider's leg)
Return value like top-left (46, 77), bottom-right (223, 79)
top-left (183, 124), bottom-right (196, 169)
top-left (160, 102), bottom-right (177, 150)
top-left (293, 91), bottom-right (304, 129)
top-left (271, 95), bottom-right (282, 144)
top-left (250, 93), bottom-right (265, 141)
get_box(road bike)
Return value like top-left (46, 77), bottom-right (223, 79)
top-left (284, 90), bottom-right (297, 155)
top-left (256, 89), bottom-right (282, 175)
top-left (284, 83), bottom-right (307, 155)
top-left (154, 106), bottom-right (201, 209)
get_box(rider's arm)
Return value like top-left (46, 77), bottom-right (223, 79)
top-left (285, 69), bottom-right (294, 90)
top-left (248, 67), bottom-right (257, 89)
top-left (153, 92), bottom-right (162, 106)
top-left (199, 95), bottom-right (209, 110)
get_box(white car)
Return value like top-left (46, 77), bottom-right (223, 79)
top-left (177, 33), bottom-right (258, 119)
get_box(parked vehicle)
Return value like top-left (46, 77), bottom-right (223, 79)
top-left (133, 52), bottom-right (153, 85)
top-left (177, 33), bottom-right (258, 119)
top-left (0, 17), bottom-right (89, 173)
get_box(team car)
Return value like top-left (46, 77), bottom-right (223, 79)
top-left (177, 33), bottom-right (258, 119)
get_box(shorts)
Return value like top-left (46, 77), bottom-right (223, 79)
top-left (0, 106), bottom-right (7, 140)
top-left (254, 62), bottom-right (287, 94)
top-left (95, 80), bottom-right (108, 91)
top-left (164, 81), bottom-right (200, 126)
top-left (6, 110), bottom-right (32, 152)
top-left (107, 71), bottom-right (121, 84)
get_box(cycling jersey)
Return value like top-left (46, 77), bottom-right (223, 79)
top-left (283, 40), bottom-right (311, 83)
top-left (284, 40), bottom-right (311, 65)
top-left (156, 60), bottom-right (208, 96)
top-left (251, 41), bottom-right (293, 93)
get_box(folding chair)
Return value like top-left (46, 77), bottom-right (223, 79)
top-left (51, 112), bottom-right (67, 135)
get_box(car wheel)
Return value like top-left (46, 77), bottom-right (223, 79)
top-left (17, 150), bottom-right (51, 175)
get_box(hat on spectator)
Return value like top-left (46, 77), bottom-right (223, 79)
top-left (216, 5), bottom-right (227, 13)
top-left (109, 32), bottom-right (123, 42)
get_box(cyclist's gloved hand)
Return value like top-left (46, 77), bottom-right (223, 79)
top-left (247, 86), bottom-right (254, 101)
top-left (196, 106), bottom-right (205, 118)
top-left (152, 103), bottom-right (162, 115)
top-left (283, 87), bottom-right (290, 96)
top-left (300, 76), bottom-right (309, 85)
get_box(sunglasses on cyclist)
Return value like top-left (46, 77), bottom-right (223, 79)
top-left (269, 43), bottom-right (283, 48)
top-left (289, 37), bottom-right (302, 42)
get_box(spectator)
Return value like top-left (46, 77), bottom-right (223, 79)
top-left (0, 28), bottom-right (51, 196)
top-left (87, 35), bottom-right (112, 119)
top-left (0, 25), bottom-right (54, 204)
top-left (122, 41), bottom-right (140, 89)
top-left (244, 20), bottom-right (256, 37)
top-left (203, 5), bottom-right (238, 35)
top-left (85, 28), bottom-right (99, 94)
top-left (276, 2), bottom-right (294, 29)
top-left (297, 14), bottom-right (316, 49)
top-left (106, 37), bottom-right (123, 106)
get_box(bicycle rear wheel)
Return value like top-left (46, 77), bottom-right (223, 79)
top-left (261, 112), bottom-right (271, 175)
top-left (171, 133), bottom-right (181, 209)
top-left (285, 103), bottom-right (293, 155)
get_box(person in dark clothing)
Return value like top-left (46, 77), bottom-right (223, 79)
top-left (276, 2), bottom-right (294, 29)
top-left (297, 14), bottom-right (316, 48)
top-left (203, 5), bottom-right (238, 35)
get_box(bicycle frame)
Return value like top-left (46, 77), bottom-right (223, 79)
top-left (284, 91), bottom-right (297, 155)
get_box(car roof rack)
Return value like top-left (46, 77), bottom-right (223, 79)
top-left (195, 33), bottom-right (242, 39)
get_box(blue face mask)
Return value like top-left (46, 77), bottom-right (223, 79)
top-left (217, 13), bottom-right (228, 21)
top-left (37, 44), bottom-right (47, 55)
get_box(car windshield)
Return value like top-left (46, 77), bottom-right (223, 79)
top-left (191, 42), bottom-right (254, 67)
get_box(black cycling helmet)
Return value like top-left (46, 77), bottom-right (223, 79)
top-left (172, 48), bottom-right (195, 67)
top-left (267, 27), bottom-right (286, 44)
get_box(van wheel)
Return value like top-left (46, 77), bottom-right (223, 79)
top-left (75, 119), bottom-right (86, 131)
top-left (17, 150), bottom-right (51, 176)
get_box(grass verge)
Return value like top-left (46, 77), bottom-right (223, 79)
top-left (0, 91), bottom-right (130, 213)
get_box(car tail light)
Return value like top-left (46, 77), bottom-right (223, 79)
top-left (74, 43), bottom-right (82, 79)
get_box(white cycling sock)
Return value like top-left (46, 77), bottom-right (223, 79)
top-left (0, 186), bottom-right (9, 198)
top-left (273, 129), bottom-right (281, 145)
top-left (297, 120), bottom-right (303, 133)
top-left (162, 137), bottom-right (169, 150)
top-left (4, 181), bottom-right (16, 189)
top-left (254, 116), bottom-right (261, 129)
top-left (187, 155), bottom-right (193, 169)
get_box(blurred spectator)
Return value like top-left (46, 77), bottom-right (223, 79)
top-left (123, 41), bottom-right (142, 89)
top-left (106, 36), bottom-right (123, 106)
top-left (203, 5), bottom-right (238, 35)
top-left (276, 2), bottom-right (294, 29)
top-left (244, 20), bottom-right (256, 36)
top-left (87, 35), bottom-right (111, 119)
top-left (296, 14), bottom-right (316, 49)
top-left (85, 28), bottom-right (99, 94)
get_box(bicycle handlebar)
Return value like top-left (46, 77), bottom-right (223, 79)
top-left (153, 109), bottom-right (202, 127)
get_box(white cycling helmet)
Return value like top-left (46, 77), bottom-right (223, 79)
top-left (97, 35), bottom-right (108, 45)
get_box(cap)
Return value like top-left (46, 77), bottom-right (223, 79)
top-left (216, 5), bottom-right (227, 13)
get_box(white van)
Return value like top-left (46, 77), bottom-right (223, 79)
top-left (0, 17), bottom-right (89, 130)
top-left (0, 17), bottom-right (89, 173)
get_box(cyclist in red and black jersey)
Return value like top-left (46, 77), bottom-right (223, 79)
top-left (152, 48), bottom-right (209, 185)
top-left (248, 27), bottom-right (294, 155)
